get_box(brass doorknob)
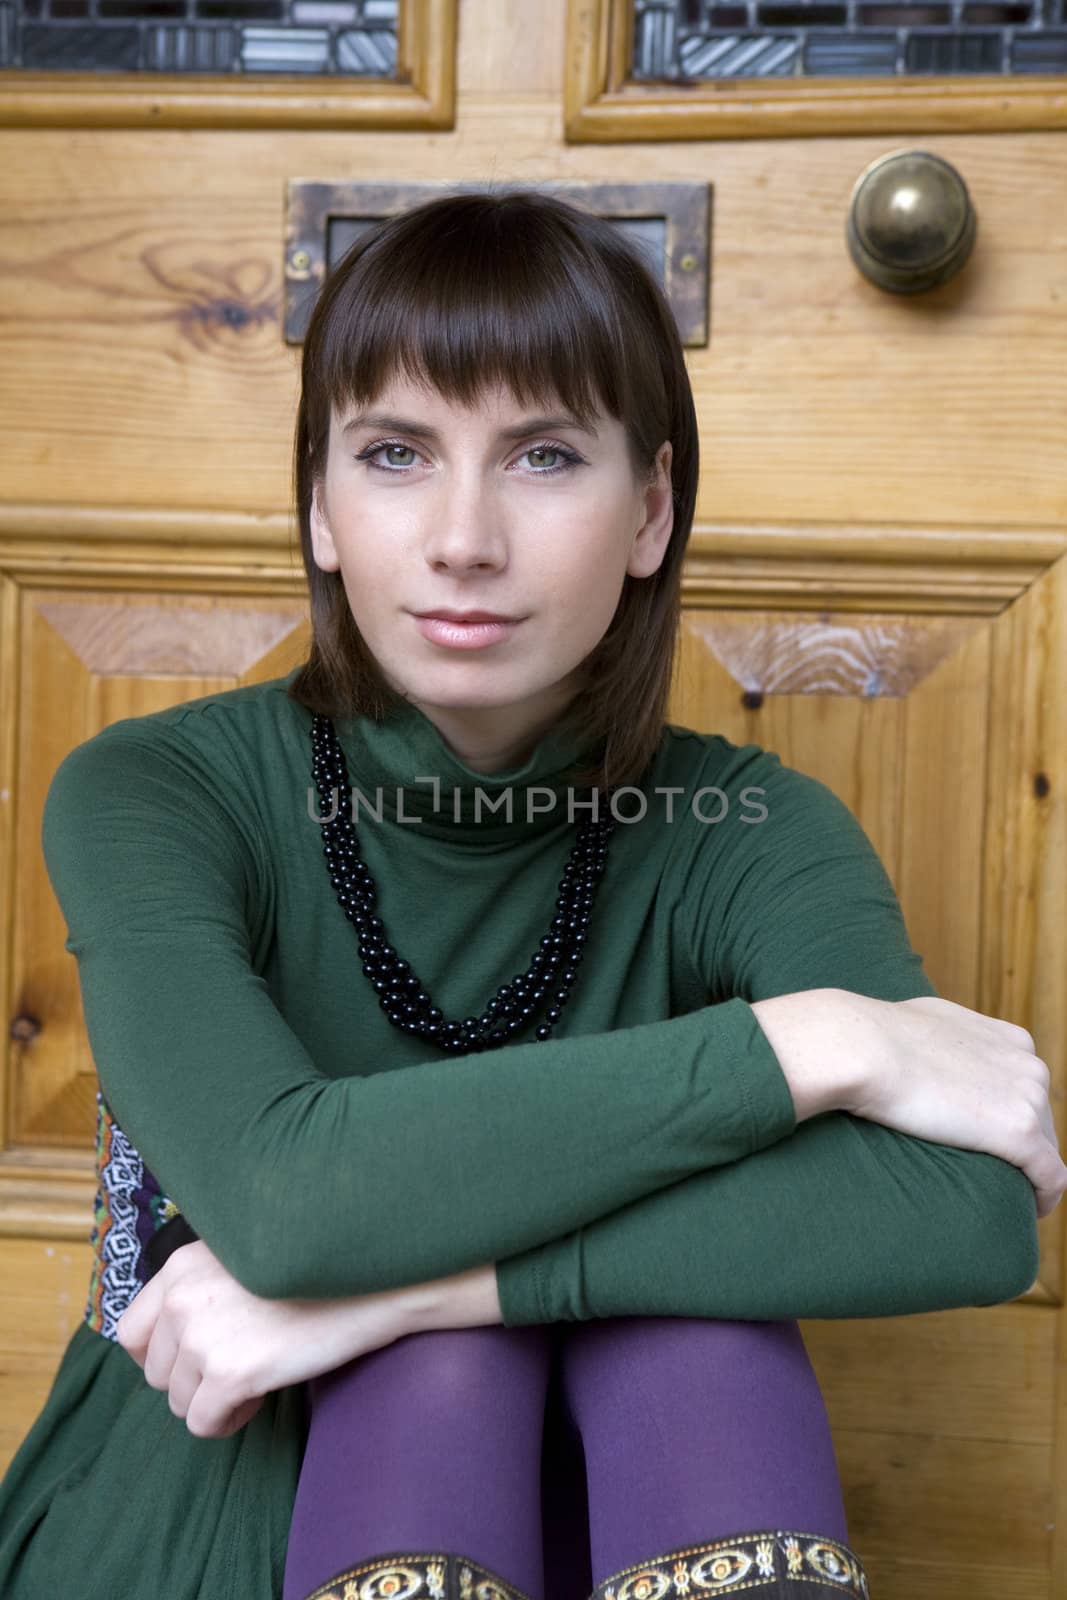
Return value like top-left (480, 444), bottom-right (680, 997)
top-left (846, 149), bottom-right (977, 294)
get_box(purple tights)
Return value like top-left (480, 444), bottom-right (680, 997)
top-left (281, 1316), bottom-right (851, 1600)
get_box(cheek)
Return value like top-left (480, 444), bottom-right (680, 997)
top-left (544, 575), bottom-right (626, 656)
top-left (558, 531), bottom-right (633, 611)
top-left (333, 529), bottom-right (390, 587)
top-left (334, 555), bottom-right (391, 637)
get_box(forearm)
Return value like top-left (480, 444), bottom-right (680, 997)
top-left (383, 990), bottom-right (866, 1331)
top-left (404, 1262), bottom-right (505, 1331)
top-left (405, 990), bottom-right (865, 1331)
top-left (252, 1264), bottom-right (506, 1383)
top-left (304, 1264), bottom-right (505, 1355)
top-left (392, 989), bottom-right (870, 1319)
top-left (495, 1113), bottom-right (1039, 1324)
top-left (147, 987), bottom-right (861, 1330)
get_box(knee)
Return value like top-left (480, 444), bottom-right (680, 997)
top-left (410, 1323), bottom-right (555, 1411)
top-left (567, 1314), bottom-right (805, 1359)
top-left (561, 1315), bottom-right (815, 1403)
top-left (315, 1322), bottom-right (552, 1419)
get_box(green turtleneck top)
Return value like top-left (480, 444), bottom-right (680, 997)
top-left (40, 668), bottom-right (1038, 1326)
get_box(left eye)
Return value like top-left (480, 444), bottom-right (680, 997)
top-left (354, 441), bottom-right (583, 477)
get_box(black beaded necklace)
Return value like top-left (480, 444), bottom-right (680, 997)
top-left (311, 711), bottom-right (616, 1053)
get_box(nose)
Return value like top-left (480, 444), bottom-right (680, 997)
top-left (422, 475), bottom-right (508, 574)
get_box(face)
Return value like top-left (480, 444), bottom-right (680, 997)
top-left (309, 374), bottom-right (674, 773)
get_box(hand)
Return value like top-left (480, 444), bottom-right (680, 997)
top-left (116, 1239), bottom-right (423, 1439)
top-left (839, 992), bottom-right (1067, 1220)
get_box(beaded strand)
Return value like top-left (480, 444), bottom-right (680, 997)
top-left (311, 713), bottom-right (616, 1053)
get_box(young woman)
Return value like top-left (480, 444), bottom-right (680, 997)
top-left (0, 189), bottom-right (1061, 1600)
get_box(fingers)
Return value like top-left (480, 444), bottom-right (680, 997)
top-left (183, 1355), bottom-right (257, 1438)
top-left (160, 1343), bottom-right (204, 1425)
top-left (116, 1242), bottom-right (265, 1440)
top-left (142, 1292), bottom-right (184, 1393)
top-left (145, 1325), bottom-right (254, 1439)
top-left (1042, 1157), bottom-right (1067, 1220)
top-left (188, 1391), bottom-right (264, 1440)
top-left (1033, 1100), bottom-right (1067, 1217)
top-left (115, 1276), bottom-right (165, 1367)
top-left (1025, 1130), bottom-right (1067, 1220)
top-left (116, 1240), bottom-right (209, 1364)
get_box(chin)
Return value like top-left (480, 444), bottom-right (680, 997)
top-left (413, 675), bottom-right (561, 714)
top-left (419, 686), bottom-right (531, 713)
top-left (380, 650), bottom-right (580, 717)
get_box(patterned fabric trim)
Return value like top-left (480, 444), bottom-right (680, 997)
top-left (299, 1550), bottom-right (535, 1600)
top-left (589, 1528), bottom-right (871, 1599)
top-left (84, 1089), bottom-right (182, 1341)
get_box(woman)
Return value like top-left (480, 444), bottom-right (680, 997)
top-left (0, 188), bottom-right (1060, 1600)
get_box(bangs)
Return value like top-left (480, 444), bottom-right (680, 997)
top-left (315, 192), bottom-right (642, 454)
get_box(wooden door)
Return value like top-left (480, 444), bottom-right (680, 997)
top-left (1, 2), bottom-right (1064, 1593)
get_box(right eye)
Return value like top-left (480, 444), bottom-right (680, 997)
top-left (354, 440), bottom-right (419, 473)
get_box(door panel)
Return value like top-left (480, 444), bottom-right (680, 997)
top-left (0, 2), bottom-right (1063, 1593)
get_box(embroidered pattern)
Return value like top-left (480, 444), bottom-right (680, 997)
top-left (300, 1551), bottom-right (535, 1600)
top-left (589, 1528), bottom-right (870, 1599)
top-left (84, 1090), bottom-right (182, 1340)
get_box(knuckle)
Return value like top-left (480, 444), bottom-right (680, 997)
top-left (1011, 1099), bottom-right (1043, 1146)
top-left (203, 1355), bottom-right (242, 1395)
top-left (162, 1283), bottom-right (196, 1317)
top-left (1020, 1079), bottom-right (1047, 1114)
top-left (992, 1015), bottom-right (1035, 1051)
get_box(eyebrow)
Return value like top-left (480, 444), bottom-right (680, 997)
top-left (340, 411), bottom-right (599, 442)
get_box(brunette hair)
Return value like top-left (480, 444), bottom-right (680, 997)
top-left (287, 186), bottom-right (699, 792)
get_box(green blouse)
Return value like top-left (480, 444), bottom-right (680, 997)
top-left (0, 666), bottom-right (1037, 1600)
top-left (40, 668), bottom-right (1037, 1323)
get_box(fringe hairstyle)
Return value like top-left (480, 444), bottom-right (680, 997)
top-left (287, 186), bottom-right (699, 792)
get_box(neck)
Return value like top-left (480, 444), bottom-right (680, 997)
top-left (316, 681), bottom-right (602, 846)
top-left (401, 685), bottom-right (582, 776)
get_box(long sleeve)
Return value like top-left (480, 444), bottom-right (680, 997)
top-left (495, 755), bottom-right (1040, 1324)
top-left (42, 723), bottom-right (800, 1302)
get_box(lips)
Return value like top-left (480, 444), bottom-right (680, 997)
top-left (414, 610), bottom-right (521, 623)
top-left (412, 614), bottom-right (523, 650)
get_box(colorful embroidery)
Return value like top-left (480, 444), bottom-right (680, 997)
top-left (589, 1528), bottom-right (870, 1599)
top-left (294, 1533), bottom-right (865, 1600)
top-left (300, 1551), bottom-right (535, 1600)
top-left (84, 1089), bottom-right (182, 1341)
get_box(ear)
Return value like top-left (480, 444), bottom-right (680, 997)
top-left (627, 441), bottom-right (674, 581)
top-left (309, 482), bottom-right (341, 574)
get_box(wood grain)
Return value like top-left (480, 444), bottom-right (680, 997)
top-left (0, 2), bottom-right (1064, 1592)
